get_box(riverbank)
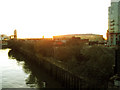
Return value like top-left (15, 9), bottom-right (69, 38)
top-left (8, 39), bottom-right (115, 88)
top-left (1, 48), bottom-right (64, 88)
top-left (8, 49), bottom-right (63, 88)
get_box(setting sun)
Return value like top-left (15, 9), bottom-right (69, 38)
top-left (0, 0), bottom-right (111, 39)
top-left (1, 0), bottom-right (118, 88)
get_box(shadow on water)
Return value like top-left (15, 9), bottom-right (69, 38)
top-left (8, 49), bottom-right (63, 88)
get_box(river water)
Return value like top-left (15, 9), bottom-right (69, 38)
top-left (0, 48), bottom-right (62, 89)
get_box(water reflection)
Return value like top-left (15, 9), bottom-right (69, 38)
top-left (1, 49), bottom-right (29, 88)
top-left (8, 49), bottom-right (62, 88)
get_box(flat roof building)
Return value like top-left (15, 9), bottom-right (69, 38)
top-left (53, 34), bottom-right (104, 42)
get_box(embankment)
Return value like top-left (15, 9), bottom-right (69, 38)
top-left (8, 40), bottom-right (115, 88)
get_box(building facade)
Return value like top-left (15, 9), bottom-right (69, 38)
top-left (107, 0), bottom-right (120, 46)
top-left (53, 34), bottom-right (104, 42)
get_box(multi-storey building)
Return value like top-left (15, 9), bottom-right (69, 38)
top-left (107, 0), bottom-right (120, 46)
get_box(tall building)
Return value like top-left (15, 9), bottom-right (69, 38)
top-left (14, 29), bottom-right (17, 39)
top-left (107, 0), bottom-right (120, 46)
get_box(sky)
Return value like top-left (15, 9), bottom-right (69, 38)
top-left (0, 0), bottom-right (111, 38)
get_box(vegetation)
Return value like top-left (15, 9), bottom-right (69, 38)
top-left (8, 39), bottom-right (115, 88)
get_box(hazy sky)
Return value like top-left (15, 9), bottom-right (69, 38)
top-left (0, 0), bottom-right (111, 38)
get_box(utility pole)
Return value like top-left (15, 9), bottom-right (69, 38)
top-left (109, 41), bottom-right (120, 88)
top-left (113, 42), bottom-right (120, 87)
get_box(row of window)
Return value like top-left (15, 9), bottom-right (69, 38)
top-left (110, 35), bottom-right (120, 44)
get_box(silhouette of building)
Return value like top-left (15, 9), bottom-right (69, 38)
top-left (107, 0), bottom-right (120, 46)
top-left (14, 29), bottom-right (17, 39)
top-left (53, 34), bottom-right (104, 43)
top-left (0, 34), bottom-right (10, 40)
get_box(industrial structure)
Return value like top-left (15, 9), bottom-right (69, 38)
top-left (9, 29), bottom-right (17, 40)
top-left (14, 29), bottom-right (17, 39)
top-left (53, 34), bottom-right (104, 42)
top-left (107, 0), bottom-right (120, 46)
